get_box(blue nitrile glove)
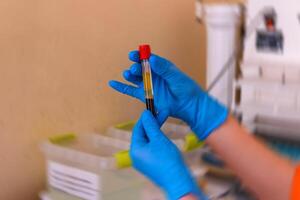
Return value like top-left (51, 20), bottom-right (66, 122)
top-left (131, 110), bottom-right (208, 200)
top-left (109, 51), bottom-right (228, 140)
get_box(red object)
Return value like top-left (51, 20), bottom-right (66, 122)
top-left (265, 18), bottom-right (275, 31)
top-left (139, 44), bottom-right (151, 60)
top-left (291, 166), bottom-right (300, 200)
top-left (266, 19), bottom-right (274, 26)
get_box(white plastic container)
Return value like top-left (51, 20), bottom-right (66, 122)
top-left (141, 165), bottom-right (208, 200)
top-left (41, 133), bottom-right (145, 200)
top-left (105, 121), bottom-right (205, 169)
top-left (40, 187), bottom-right (145, 200)
top-left (106, 122), bottom-right (189, 141)
top-left (261, 65), bottom-right (284, 82)
top-left (40, 190), bottom-right (81, 200)
top-left (241, 63), bottom-right (261, 79)
top-left (239, 80), bottom-right (300, 112)
top-left (105, 122), bottom-right (203, 152)
top-left (284, 65), bottom-right (300, 84)
top-left (203, 4), bottom-right (241, 107)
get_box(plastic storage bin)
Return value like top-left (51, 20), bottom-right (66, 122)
top-left (41, 133), bottom-right (145, 200)
top-left (106, 121), bottom-right (204, 152)
top-left (40, 190), bottom-right (81, 200)
top-left (40, 186), bottom-right (145, 200)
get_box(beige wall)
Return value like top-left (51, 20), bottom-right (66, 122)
top-left (0, 0), bottom-right (207, 199)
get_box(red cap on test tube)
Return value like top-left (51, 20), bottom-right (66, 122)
top-left (139, 44), bottom-right (151, 60)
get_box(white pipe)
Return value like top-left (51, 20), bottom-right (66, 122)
top-left (203, 4), bottom-right (241, 107)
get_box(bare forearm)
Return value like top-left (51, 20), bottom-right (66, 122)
top-left (206, 116), bottom-right (295, 200)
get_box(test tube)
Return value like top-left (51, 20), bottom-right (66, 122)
top-left (139, 44), bottom-right (156, 117)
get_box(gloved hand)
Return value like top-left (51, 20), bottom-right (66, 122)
top-left (131, 110), bottom-right (208, 200)
top-left (109, 51), bottom-right (228, 140)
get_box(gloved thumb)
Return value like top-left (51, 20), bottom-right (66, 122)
top-left (141, 110), bottom-right (163, 141)
top-left (131, 119), bottom-right (148, 148)
top-left (156, 109), bottom-right (169, 127)
top-left (149, 55), bottom-right (179, 81)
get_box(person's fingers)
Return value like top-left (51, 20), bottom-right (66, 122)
top-left (123, 70), bottom-right (142, 85)
top-left (129, 50), bottom-right (183, 84)
top-left (108, 80), bottom-right (144, 101)
top-left (131, 119), bottom-right (148, 148)
top-left (141, 110), bottom-right (163, 141)
top-left (129, 63), bottom-right (142, 76)
top-left (156, 109), bottom-right (169, 127)
top-left (128, 50), bottom-right (140, 63)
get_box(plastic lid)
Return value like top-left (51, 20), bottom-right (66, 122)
top-left (139, 44), bottom-right (151, 60)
